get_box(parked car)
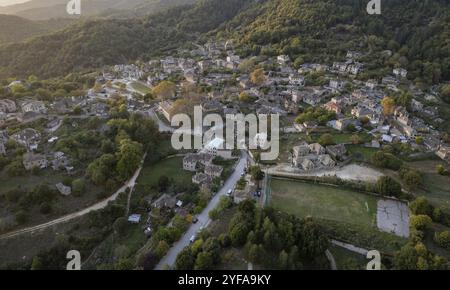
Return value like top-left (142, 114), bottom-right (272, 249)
top-left (189, 234), bottom-right (196, 243)
top-left (192, 216), bottom-right (199, 224)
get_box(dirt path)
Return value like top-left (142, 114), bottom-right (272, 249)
top-left (268, 163), bottom-right (384, 182)
top-left (0, 157), bottom-right (146, 241)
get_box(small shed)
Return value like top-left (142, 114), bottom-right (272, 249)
top-left (128, 214), bottom-right (141, 224)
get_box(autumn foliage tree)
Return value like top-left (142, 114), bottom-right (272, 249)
top-left (250, 68), bottom-right (266, 86)
top-left (381, 96), bottom-right (396, 116)
top-left (152, 80), bottom-right (176, 99)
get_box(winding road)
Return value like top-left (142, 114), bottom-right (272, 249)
top-left (0, 156), bottom-right (146, 241)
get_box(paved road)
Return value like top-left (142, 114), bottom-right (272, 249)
top-left (155, 152), bottom-right (248, 269)
top-left (0, 156), bottom-right (146, 240)
top-left (325, 249), bottom-right (337, 270)
top-left (331, 240), bottom-right (369, 256)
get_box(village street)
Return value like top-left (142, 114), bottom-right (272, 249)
top-left (155, 152), bottom-right (248, 269)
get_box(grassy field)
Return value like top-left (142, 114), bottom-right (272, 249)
top-left (408, 160), bottom-right (450, 210)
top-left (136, 156), bottom-right (194, 190)
top-left (346, 145), bottom-right (379, 162)
top-left (129, 81), bottom-right (152, 95)
top-left (311, 132), bottom-right (371, 145)
top-left (269, 178), bottom-right (378, 227)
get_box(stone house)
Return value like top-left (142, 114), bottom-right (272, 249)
top-left (23, 152), bottom-right (48, 170)
top-left (11, 128), bottom-right (41, 151)
top-left (0, 99), bottom-right (17, 113)
top-left (20, 100), bottom-right (47, 114)
top-left (205, 164), bottom-right (223, 178)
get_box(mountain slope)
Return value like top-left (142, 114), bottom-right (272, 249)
top-left (0, 14), bottom-right (73, 44)
top-left (218, 0), bottom-right (450, 84)
top-left (0, 0), bottom-right (448, 85)
top-left (0, 0), bottom-right (195, 20)
top-left (0, 0), bottom-right (252, 78)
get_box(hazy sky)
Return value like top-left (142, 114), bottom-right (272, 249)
top-left (0, 0), bottom-right (30, 7)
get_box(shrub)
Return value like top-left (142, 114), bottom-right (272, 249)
top-left (15, 210), bottom-right (28, 224)
top-left (410, 215), bottom-right (432, 231)
top-left (71, 178), bottom-right (86, 196)
top-left (434, 231), bottom-right (450, 250)
top-left (39, 202), bottom-right (52, 215)
top-left (376, 176), bottom-right (402, 197)
top-left (409, 197), bottom-right (433, 216)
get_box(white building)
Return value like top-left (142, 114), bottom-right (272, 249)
top-left (393, 68), bottom-right (408, 78)
top-left (277, 55), bottom-right (290, 65)
top-left (202, 137), bottom-right (232, 159)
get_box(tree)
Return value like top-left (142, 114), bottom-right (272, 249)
top-left (381, 97), bottom-right (396, 116)
top-left (415, 136), bottom-right (424, 145)
top-left (158, 175), bottom-right (170, 192)
top-left (137, 251), bottom-right (159, 270)
top-left (71, 178), bottom-right (86, 196)
top-left (434, 231), bottom-right (450, 250)
top-left (400, 169), bottom-right (422, 191)
top-left (5, 160), bottom-right (25, 177)
top-left (194, 251), bottom-right (214, 270)
top-left (208, 208), bottom-right (219, 220)
top-left (175, 248), bottom-right (195, 270)
top-left (239, 92), bottom-right (252, 102)
top-left (203, 237), bottom-right (221, 264)
top-left (409, 197), bottom-right (433, 216)
top-left (432, 207), bottom-right (446, 223)
top-left (114, 258), bottom-right (134, 270)
top-left (238, 58), bottom-right (256, 73)
top-left (395, 91), bottom-right (412, 108)
top-left (87, 154), bottom-right (116, 185)
top-left (113, 217), bottom-right (128, 235)
top-left (218, 234), bottom-right (231, 248)
top-left (410, 215), bottom-right (432, 231)
top-left (250, 68), bottom-right (266, 86)
top-left (297, 219), bottom-right (329, 259)
top-left (436, 165), bottom-right (446, 175)
top-left (350, 134), bottom-right (364, 145)
top-left (371, 151), bottom-right (402, 170)
top-left (394, 243), bottom-right (421, 270)
top-left (376, 176), bottom-right (402, 197)
top-left (39, 202), bottom-right (52, 214)
top-left (31, 256), bottom-right (43, 270)
top-left (278, 250), bottom-right (290, 270)
top-left (15, 210), bottom-right (28, 224)
top-left (154, 240), bottom-right (170, 258)
top-left (116, 139), bottom-right (143, 181)
top-left (152, 80), bottom-right (176, 99)
top-left (249, 166), bottom-right (264, 183)
top-left (5, 188), bottom-right (22, 203)
top-left (229, 223), bottom-right (249, 247)
top-left (246, 243), bottom-right (264, 264)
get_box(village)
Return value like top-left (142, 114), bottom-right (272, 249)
top-left (1, 39), bottom-right (450, 271)
top-left (1, 39), bottom-right (449, 222)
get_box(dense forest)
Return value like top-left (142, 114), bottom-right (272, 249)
top-left (218, 0), bottom-right (450, 86)
top-left (0, 0), bottom-right (448, 88)
top-left (0, 0), bottom-right (193, 20)
top-left (0, 0), bottom-right (252, 78)
top-left (0, 14), bottom-right (73, 45)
